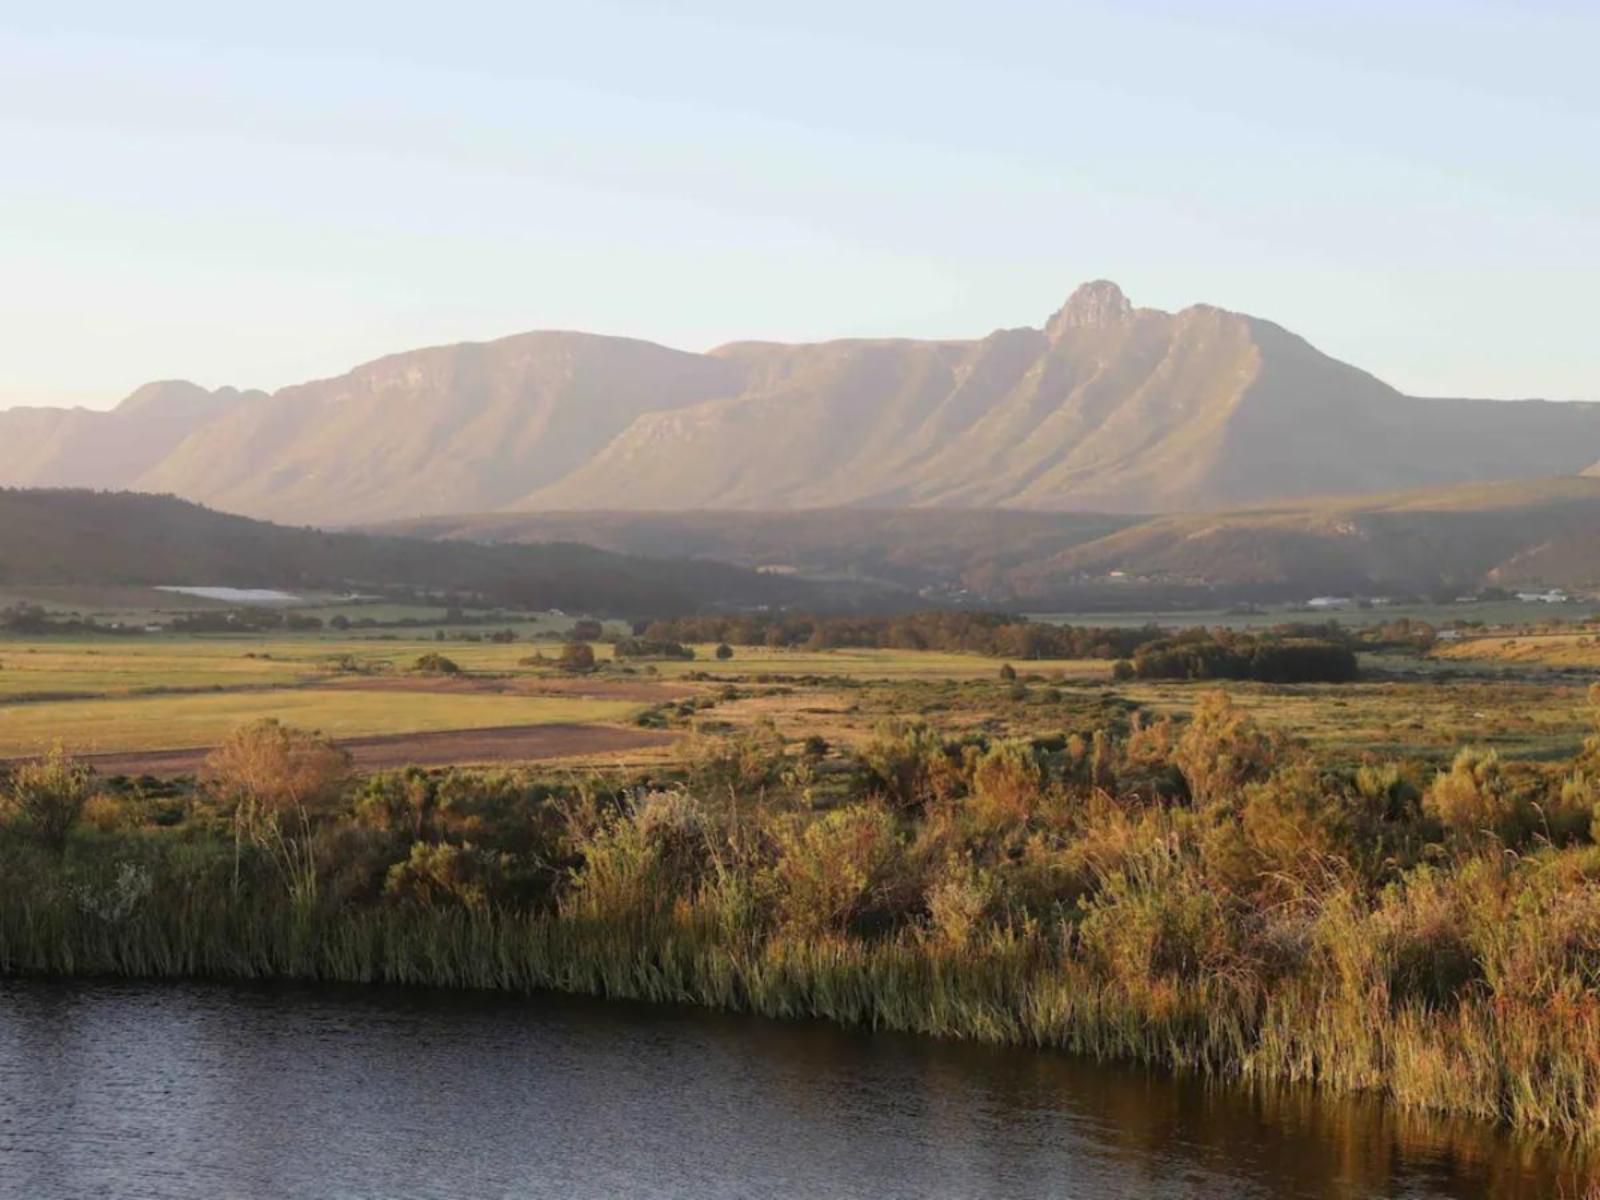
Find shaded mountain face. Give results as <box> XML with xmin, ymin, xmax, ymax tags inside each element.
<box><xmin>0</xmin><ymin>489</ymin><xmax>824</xmax><ymax>616</ymax></box>
<box><xmin>1007</xmin><ymin>477</ymin><xmax>1600</xmax><ymax>596</ymax></box>
<box><xmin>5</xmin><ymin>283</ymin><xmax>1598</xmax><ymax>522</ymax></box>
<box><xmin>372</xmin><ymin>477</ymin><xmax>1600</xmax><ymax>601</ymax></box>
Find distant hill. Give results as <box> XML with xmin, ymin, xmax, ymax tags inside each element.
<box><xmin>1010</xmin><ymin>477</ymin><xmax>1600</xmax><ymax>598</ymax></box>
<box><xmin>375</xmin><ymin>508</ymin><xmax>1141</xmax><ymax>595</ymax></box>
<box><xmin>4</xmin><ymin>282</ymin><xmax>1597</xmax><ymax>523</ymax></box>
<box><xmin>377</xmin><ymin>478</ymin><xmax>1600</xmax><ymax>603</ymax></box>
<box><xmin>0</xmin><ymin>490</ymin><xmax>825</xmax><ymax>617</ymax></box>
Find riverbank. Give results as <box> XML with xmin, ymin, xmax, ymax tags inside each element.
<box><xmin>4</xmin><ymin>692</ymin><xmax>1600</xmax><ymax>1143</ymax></box>
<box><xmin>9</xmin><ymin>977</ymin><xmax>1581</xmax><ymax>1200</ymax></box>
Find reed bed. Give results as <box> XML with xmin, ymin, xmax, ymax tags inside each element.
<box><xmin>4</xmin><ymin>693</ymin><xmax>1600</xmax><ymax>1141</ymax></box>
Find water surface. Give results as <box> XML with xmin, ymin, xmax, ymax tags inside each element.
<box><xmin>0</xmin><ymin>980</ymin><xmax>1586</xmax><ymax>1199</ymax></box>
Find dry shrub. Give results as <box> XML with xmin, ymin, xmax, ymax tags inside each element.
<box><xmin>770</xmin><ymin>804</ymin><xmax>908</xmax><ymax>936</ymax></box>
<box><xmin>384</xmin><ymin>842</ymin><xmax>507</xmax><ymax>911</ymax></box>
<box><xmin>1173</xmin><ymin>691</ymin><xmax>1282</xmax><ymax>808</ymax></box>
<box><xmin>203</xmin><ymin>719</ymin><xmax>352</xmax><ymax>903</ymax></box>
<box><xmin>688</xmin><ymin>722</ymin><xmax>786</xmax><ymax>795</ymax></box>
<box><xmin>1426</xmin><ymin>748</ymin><xmax>1516</xmax><ymax>842</ymax></box>
<box><xmin>1077</xmin><ymin>835</ymin><xmax>1239</xmax><ymax>989</ymax></box>
<box><xmin>967</xmin><ymin>739</ymin><xmax>1043</xmax><ymax>832</ymax></box>
<box><xmin>1231</xmin><ymin>762</ymin><xmax>1353</xmax><ymax>901</ymax></box>
<box><xmin>1424</xmin><ymin>748</ymin><xmax>1585</xmax><ymax>847</ymax></box>
<box><xmin>2</xmin><ymin>743</ymin><xmax>92</xmax><ymax>854</ymax></box>
<box><xmin>858</xmin><ymin>721</ymin><xmax>964</xmax><ymax>809</ymax></box>
<box><xmin>563</xmin><ymin>790</ymin><xmax>711</xmax><ymax>926</ymax></box>
<box><xmin>1372</xmin><ymin>864</ymin><xmax>1488</xmax><ymax>1011</ymax></box>
<box><xmin>80</xmin><ymin>792</ymin><xmax>134</xmax><ymax>834</ymax></box>
<box><xmin>923</xmin><ymin>860</ymin><xmax>998</xmax><ymax>950</ymax></box>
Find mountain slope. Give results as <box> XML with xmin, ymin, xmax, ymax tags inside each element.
<box><xmin>133</xmin><ymin>333</ymin><xmax>746</xmax><ymax>525</ymax></box>
<box><xmin>375</xmin><ymin>477</ymin><xmax>1600</xmax><ymax>601</ymax></box>
<box><xmin>370</xmin><ymin>508</ymin><xmax>1142</xmax><ymax>595</ymax></box>
<box><xmin>6</xmin><ymin>283</ymin><xmax>1599</xmax><ymax>522</ymax></box>
<box><xmin>0</xmin><ymin>383</ymin><xmax>247</xmax><ymax>489</ymax></box>
<box><xmin>522</xmin><ymin>286</ymin><xmax>1600</xmax><ymax>513</ymax></box>
<box><xmin>0</xmin><ymin>489</ymin><xmax>822</xmax><ymax>617</ymax></box>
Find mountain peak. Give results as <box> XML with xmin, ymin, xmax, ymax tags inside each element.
<box><xmin>115</xmin><ymin>380</ymin><xmax>211</xmax><ymax>416</ymax></box>
<box><xmin>1046</xmin><ymin>280</ymin><xmax>1133</xmax><ymax>338</ymax></box>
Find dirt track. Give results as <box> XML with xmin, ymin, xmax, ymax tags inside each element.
<box><xmin>76</xmin><ymin>723</ymin><xmax>675</xmax><ymax>778</ymax></box>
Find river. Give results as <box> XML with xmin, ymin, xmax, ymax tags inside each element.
<box><xmin>0</xmin><ymin>980</ymin><xmax>1587</xmax><ymax>1199</ymax></box>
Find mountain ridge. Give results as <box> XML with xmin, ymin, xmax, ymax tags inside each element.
<box><xmin>4</xmin><ymin>282</ymin><xmax>1597</xmax><ymax>523</ymax></box>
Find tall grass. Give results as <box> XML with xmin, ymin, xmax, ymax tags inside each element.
<box><xmin>7</xmin><ymin>691</ymin><xmax>1600</xmax><ymax>1141</ymax></box>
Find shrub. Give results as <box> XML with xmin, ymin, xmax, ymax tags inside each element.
<box><xmin>558</xmin><ymin>642</ymin><xmax>597</xmax><ymax>673</ymax></box>
<box><xmin>715</xmin><ymin>643</ymin><xmax>734</xmax><ymax>661</ymax></box>
<box><xmin>770</xmin><ymin>804</ymin><xmax>907</xmax><ymax>936</ymax></box>
<box><xmin>924</xmin><ymin>860</ymin><xmax>997</xmax><ymax>949</ymax></box>
<box><xmin>1172</xmin><ymin>692</ymin><xmax>1282</xmax><ymax>808</ymax></box>
<box><xmin>1425</xmin><ymin>748</ymin><xmax>1520</xmax><ymax>844</ymax></box>
<box><xmin>2</xmin><ymin>743</ymin><xmax>92</xmax><ymax>854</ymax></box>
<box><xmin>968</xmin><ymin>739</ymin><xmax>1043</xmax><ymax>832</ymax></box>
<box><xmin>384</xmin><ymin>842</ymin><xmax>506</xmax><ymax>911</ymax></box>
<box><xmin>858</xmin><ymin>721</ymin><xmax>963</xmax><ymax>809</ymax></box>
<box><xmin>203</xmin><ymin>720</ymin><xmax>352</xmax><ymax>903</ymax></box>
<box><xmin>688</xmin><ymin>723</ymin><xmax>787</xmax><ymax>794</ymax></box>
<box><xmin>412</xmin><ymin>652</ymin><xmax>462</xmax><ymax>675</ymax></box>
<box><xmin>1077</xmin><ymin>837</ymin><xmax>1237</xmax><ymax>988</ymax></box>
<box><xmin>563</xmin><ymin>791</ymin><xmax>710</xmax><ymax>926</ymax></box>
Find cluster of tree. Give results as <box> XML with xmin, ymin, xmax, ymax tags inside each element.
<box><xmin>0</xmin><ymin>605</ymin><xmax>143</xmax><ymax>636</ymax></box>
<box><xmin>1126</xmin><ymin>629</ymin><xmax>1359</xmax><ymax>683</ymax></box>
<box><xmin>612</xmin><ymin>638</ymin><xmax>694</xmax><ymax>661</ymax></box>
<box><xmin>169</xmin><ymin>609</ymin><xmax>326</xmax><ymax>633</ymax></box>
<box><xmin>642</xmin><ymin>612</ymin><xmax>1170</xmax><ymax>659</ymax></box>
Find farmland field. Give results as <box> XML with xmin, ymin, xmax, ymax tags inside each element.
<box><xmin>6</xmin><ymin>608</ymin><xmax>1600</xmax><ymax>1161</ymax></box>
<box><xmin>3</xmin><ymin>617</ymin><xmax>1597</xmax><ymax>773</ymax></box>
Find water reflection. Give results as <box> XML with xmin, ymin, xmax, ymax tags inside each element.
<box><xmin>0</xmin><ymin>980</ymin><xmax>1589</xmax><ymax>1199</ymax></box>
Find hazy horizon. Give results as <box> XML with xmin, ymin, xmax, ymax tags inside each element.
<box><xmin>3</xmin><ymin>1</ymin><xmax>1597</xmax><ymax>411</ymax></box>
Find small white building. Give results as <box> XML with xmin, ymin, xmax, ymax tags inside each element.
<box><xmin>1307</xmin><ymin>596</ymin><xmax>1353</xmax><ymax>610</ymax></box>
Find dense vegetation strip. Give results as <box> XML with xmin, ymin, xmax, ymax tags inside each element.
<box><xmin>6</xmin><ymin>691</ymin><xmax>1600</xmax><ymax>1138</ymax></box>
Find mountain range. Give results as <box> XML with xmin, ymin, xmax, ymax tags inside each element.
<box><xmin>4</xmin><ymin>282</ymin><xmax>1598</xmax><ymax>524</ymax></box>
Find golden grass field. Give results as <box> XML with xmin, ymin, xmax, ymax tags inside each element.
<box><xmin>1433</xmin><ymin>631</ymin><xmax>1600</xmax><ymax>669</ymax></box>
<box><xmin>1</xmin><ymin>629</ymin><xmax>1594</xmax><ymax>768</ymax></box>
<box><xmin>0</xmin><ymin>689</ymin><xmax>638</xmax><ymax>758</ymax></box>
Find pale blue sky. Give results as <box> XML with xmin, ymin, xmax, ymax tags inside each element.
<box><xmin>2</xmin><ymin>1</ymin><xmax>1595</xmax><ymax>409</ymax></box>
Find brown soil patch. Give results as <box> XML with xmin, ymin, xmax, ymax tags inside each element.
<box><xmin>323</xmin><ymin>674</ymin><xmax>695</xmax><ymax>702</ymax></box>
<box><xmin>77</xmin><ymin>724</ymin><xmax>676</xmax><ymax>778</ymax></box>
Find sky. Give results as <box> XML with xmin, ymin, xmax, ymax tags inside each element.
<box><xmin>1</xmin><ymin>1</ymin><xmax>1596</xmax><ymax>410</ymax></box>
